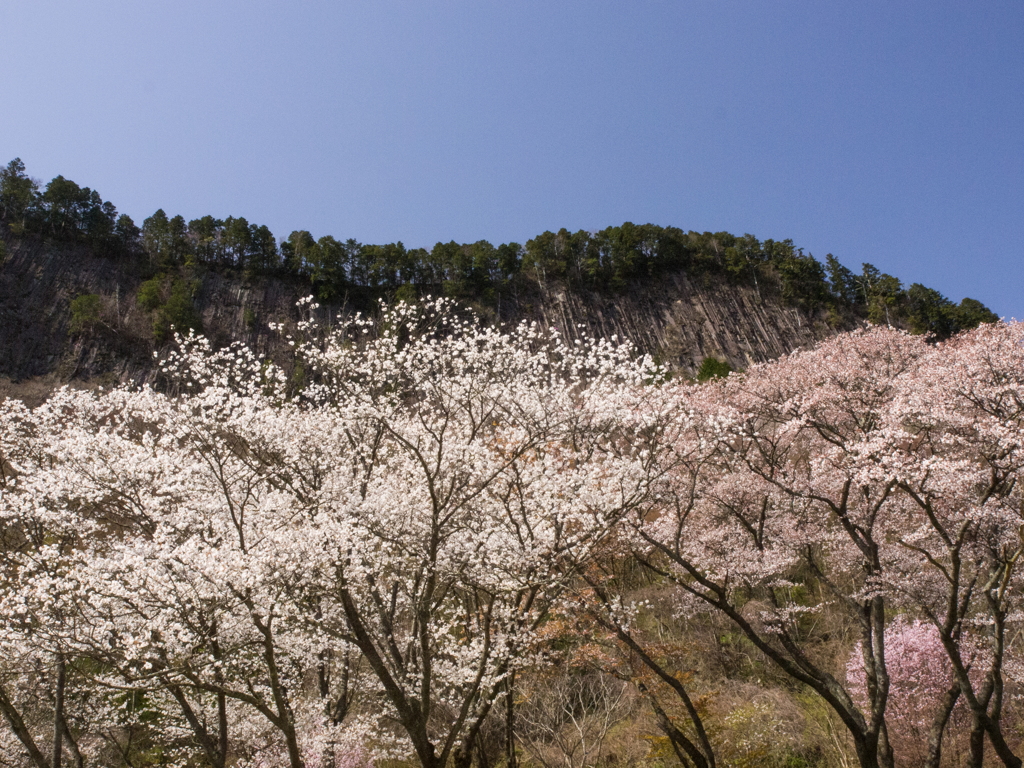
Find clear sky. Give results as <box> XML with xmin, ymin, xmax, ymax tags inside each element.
<box><xmin>2</xmin><ymin>1</ymin><xmax>1021</xmax><ymax>318</ymax></box>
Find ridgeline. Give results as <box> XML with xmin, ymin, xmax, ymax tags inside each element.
<box><xmin>0</xmin><ymin>157</ymin><xmax>997</xmax><ymax>403</ymax></box>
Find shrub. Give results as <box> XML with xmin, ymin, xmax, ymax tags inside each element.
<box><xmin>136</xmin><ymin>276</ymin><xmax>164</xmax><ymax>311</ymax></box>
<box><xmin>696</xmin><ymin>356</ymin><xmax>732</xmax><ymax>381</ymax></box>
<box><xmin>152</xmin><ymin>279</ymin><xmax>202</xmax><ymax>344</ymax></box>
<box><xmin>68</xmin><ymin>293</ymin><xmax>102</xmax><ymax>335</ymax></box>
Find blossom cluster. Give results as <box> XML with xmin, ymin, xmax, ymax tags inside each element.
<box><xmin>0</xmin><ymin>303</ymin><xmax>1021</xmax><ymax>768</ymax></box>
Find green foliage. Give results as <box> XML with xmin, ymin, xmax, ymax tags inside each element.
<box><xmin>248</xmin><ymin>222</ymin><xmax>279</xmax><ymax>272</ymax></box>
<box><xmin>394</xmin><ymin>283</ymin><xmax>418</xmax><ymax>304</ymax></box>
<box><xmin>777</xmin><ymin>249</ymin><xmax>830</xmax><ymax>314</ymax></box>
<box><xmin>310</xmin><ymin>235</ymin><xmax>352</xmax><ymax>300</ymax></box>
<box><xmin>825</xmin><ymin>253</ymin><xmax>857</xmax><ymax>304</ymax></box>
<box><xmin>114</xmin><ymin>213</ymin><xmax>141</xmax><ymax>255</ymax></box>
<box><xmin>281</xmin><ymin>229</ymin><xmax>317</xmax><ymax>275</ymax></box>
<box><xmin>186</xmin><ymin>214</ymin><xmax>223</xmax><ymax>263</ymax></box>
<box><xmin>2</xmin><ymin>155</ymin><xmax>1003</xmax><ymax>345</ymax></box>
<box><xmin>136</xmin><ymin>276</ymin><xmax>164</xmax><ymax>311</ymax></box>
<box><xmin>136</xmin><ymin>273</ymin><xmax>202</xmax><ymax>344</ymax></box>
<box><xmin>34</xmin><ymin>175</ymin><xmax>119</xmax><ymax>248</ymax></box>
<box><xmin>0</xmin><ymin>157</ymin><xmax>38</xmax><ymax>230</ymax></box>
<box><xmin>858</xmin><ymin>263</ymin><xmax>903</xmax><ymax>326</ymax></box>
<box><xmin>141</xmin><ymin>209</ymin><xmax>190</xmax><ymax>268</ymax></box>
<box><xmin>697</xmin><ymin>356</ymin><xmax>733</xmax><ymax>382</ymax></box>
<box><xmin>905</xmin><ymin>283</ymin><xmax>958</xmax><ymax>337</ymax></box>
<box><xmin>68</xmin><ymin>294</ymin><xmax>103</xmax><ymax>335</ymax></box>
<box><xmin>141</xmin><ymin>209</ymin><xmax>170</xmax><ymax>266</ymax></box>
<box><xmin>152</xmin><ymin>278</ymin><xmax>202</xmax><ymax>344</ymax></box>
<box><xmin>956</xmin><ymin>297</ymin><xmax>999</xmax><ymax>328</ymax></box>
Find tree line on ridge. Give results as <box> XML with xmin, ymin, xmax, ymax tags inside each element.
<box><xmin>0</xmin><ymin>157</ymin><xmax>997</xmax><ymax>340</ymax></box>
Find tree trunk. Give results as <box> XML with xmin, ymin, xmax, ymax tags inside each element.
<box><xmin>0</xmin><ymin>682</ymin><xmax>50</xmax><ymax>768</ymax></box>
<box><xmin>925</xmin><ymin>681</ymin><xmax>959</xmax><ymax>768</ymax></box>
<box><xmin>168</xmin><ymin>684</ymin><xmax>227</xmax><ymax>768</ymax></box>
<box><xmin>852</xmin><ymin>735</ymin><xmax>883</xmax><ymax>768</ymax></box>
<box><xmin>969</xmin><ymin>721</ymin><xmax>985</xmax><ymax>768</ymax></box>
<box><xmin>877</xmin><ymin>720</ymin><xmax>894</xmax><ymax>768</ymax></box>
<box><xmin>637</xmin><ymin>682</ymin><xmax>711</xmax><ymax>768</ymax></box>
<box><xmin>59</xmin><ymin>712</ymin><xmax>83</xmax><ymax>768</ymax></box>
<box><xmin>212</xmin><ymin>627</ymin><xmax>229</xmax><ymax>768</ymax></box>
<box><xmin>217</xmin><ymin>691</ymin><xmax>228</xmax><ymax>768</ymax></box>
<box><xmin>984</xmin><ymin>715</ymin><xmax>1023</xmax><ymax>768</ymax></box>
<box><xmin>505</xmin><ymin>672</ymin><xmax>517</xmax><ymax>768</ymax></box>
<box><xmin>52</xmin><ymin>653</ymin><xmax>65</xmax><ymax>768</ymax></box>
<box><xmin>477</xmin><ymin>730</ymin><xmax>491</xmax><ymax>768</ymax></box>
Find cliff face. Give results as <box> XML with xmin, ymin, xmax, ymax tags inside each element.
<box><xmin>527</xmin><ymin>273</ymin><xmax>832</xmax><ymax>372</ymax></box>
<box><xmin>0</xmin><ymin>234</ymin><xmax>317</xmax><ymax>402</ymax></box>
<box><xmin>0</xmin><ymin>232</ymin><xmax>837</xmax><ymax>403</ymax></box>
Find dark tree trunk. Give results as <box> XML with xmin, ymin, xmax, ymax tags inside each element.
<box><xmin>641</xmin><ymin>685</ymin><xmax>710</xmax><ymax>768</ymax></box>
<box><xmin>925</xmin><ymin>681</ymin><xmax>959</xmax><ymax>768</ymax></box>
<box><xmin>970</xmin><ymin>721</ymin><xmax>985</xmax><ymax>768</ymax></box>
<box><xmin>52</xmin><ymin>653</ymin><xmax>65</xmax><ymax>768</ymax></box>
<box><xmin>505</xmin><ymin>672</ymin><xmax>517</xmax><ymax>768</ymax></box>
<box><xmin>477</xmin><ymin>729</ymin><xmax>491</xmax><ymax>768</ymax></box>
<box><xmin>852</xmin><ymin>734</ymin><xmax>883</xmax><ymax>768</ymax></box>
<box><xmin>985</xmin><ymin>715</ymin><xmax>1023</xmax><ymax>768</ymax></box>
<box><xmin>0</xmin><ymin>682</ymin><xmax>50</xmax><ymax>768</ymax></box>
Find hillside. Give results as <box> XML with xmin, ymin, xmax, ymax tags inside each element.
<box><xmin>0</xmin><ymin>158</ymin><xmax>1019</xmax><ymax>768</ymax></box>
<box><xmin>0</xmin><ymin>228</ymin><xmax>837</xmax><ymax>401</ymax></box>
<box><xmin>0</xmin><ymin>156</ymin><xmax>999</xmax><ymax>403</ymax></box>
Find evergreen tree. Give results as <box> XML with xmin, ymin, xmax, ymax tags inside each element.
<box><xmin>905</xmin><ymin>283</ymin><xmax>957</xmax><ymax>338</ymax></box>
<box><xmin>187</xmin><ymin>215</ymin><xmax>224</xmax><ymax>264</ymax></box>
<box><xmin>248</xmin><ymin>223</ymin><xmax>279</xmax><ymax>273</ymax></box>
<box><xmin>280</xmin><ymin>229</ymin><xmax>317</xmax><ymax>276</ymax></box>
<box><xmin>40</xmin><ymin>175</ymin><xmax>91</xmax><ymax>239</ymax></box>
<box><xmin>0</xmin><ymin>158</ymin><xmax>38</xmax><ymax>231</ymax></box>
<box><xmin>858</xmin><ymin>263</ymin><xmax>904</xmax><ymax>326</ymax></box>
<box><xmin>955</xmin><ymin>297</ymin><xmax>999</xmax><ymax>329</ymax></box>
<box><xmin>142</xmin><ymin>209</ymin><xmax>172</xmax><ymax>267</ymax></box>
<box><xmin>114</xmin><ymin>214</ymin><xmax>142</xmax><ymax>256</ymax></box>
<box><xmin>221</xmin><ymin>216</ymin><xmax>254</xmax><ymax>268</ymax></box>
<box><xmin>826</xmin><ymin>253</ymin><xmax>858</xmax><ymax>304</ymax></box>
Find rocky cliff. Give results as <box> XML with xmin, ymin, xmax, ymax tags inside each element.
<box><xmin>0</xmin><ymin>231</ymin><xmax>837</xmax><ymax>404</ymax></box>
<box><xmin>528</xmin><ymin>274</ymin><xmax>832</xmax><ymax>372</ymax></box>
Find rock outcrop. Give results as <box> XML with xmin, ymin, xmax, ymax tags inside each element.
<box><xmin>0</xmin><ymin>231</ymin><xmax>839</xmax><ymax>404</ymax></box>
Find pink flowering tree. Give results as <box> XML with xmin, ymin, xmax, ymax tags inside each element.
<box><xmin>847</xmin><ymin>616</ymin><xmax>963</xmax><ymax>766</ymax></box>
<box><xmin>878</xmin><ymin>321</ymin><xmax>1024</xmax><ymax>768</ymax></box>
<box><xmin>2</xmin><ymin>298</ymin><xmax>1019</xmax><ymax>768</ymax></box>
<box><xmin>621</xmin><ymin>323</ymin><xmax>1023</xmax><ymax>768</ymax></box>
<box><xmin>625</xmin><ymin>328</ymin><xmax>936</xmax><ymax>768</ymax></box>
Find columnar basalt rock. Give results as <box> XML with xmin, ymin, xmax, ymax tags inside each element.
<box><xmin>0</xmin><ymin>231</ymin><xmax>833</xmax><ymax>402</ymax></box>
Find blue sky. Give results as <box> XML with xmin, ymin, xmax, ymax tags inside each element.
<box><xmin>2</xmin><ymin>1</ymin><xmax>1021</xmax><ymax>317</ymax></box>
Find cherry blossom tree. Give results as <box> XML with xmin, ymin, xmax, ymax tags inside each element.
<box><xmin>847</xmin><ymin>616</ymin><xmax>963</xmax><ymax>767</ymax></box>
<box><xmin>0</xmin><ymin>299</ymin><xmax>664</xmax><ymax>768</ymax></box>
<box><xmin>878</xmin><ymin>321</ymin><xmax>1024</xmax><ymax>768</ymax></box>
<box><xmin>266</xmin><ymin>300</ymin><xmax>663</xmax><ymax>768</ymax></box>
<box><xmin>624</xmin><ymin>328</ymin><xmax>936</xmax><ymax>768</ymax></box>
<box><xmin>620</xmin><ymin>324</ymin><xmax>1022</xmax><ymax>768</ymax></box>
<box><xmin>2</xmin><ymin>299</ymin><xmax>1020</xmax><ymax>768</ymax></box>
<box><xmin>0</xmin><ymin>392</ymin><xmax>122</xmax><ymax>768</ymax></box>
